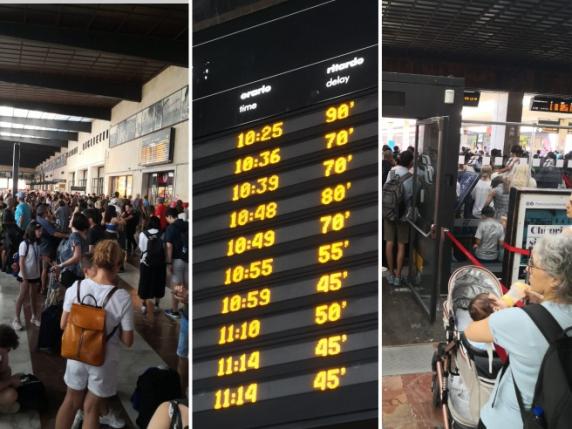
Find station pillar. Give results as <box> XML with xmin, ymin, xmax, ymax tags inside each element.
<box><xmin>503</xmin><ymin>91</ymin><xmax>524</xmax><ymax>155</ymax></box>
<box><xmin>12</xmin><ymin>142</ymin><xmax>20</xmax><ymax>196</ymax></box>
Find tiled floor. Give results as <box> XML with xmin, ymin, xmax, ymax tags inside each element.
<box><xmin>1</xmin><ymin>259</ymin><xmax>182</xmax><ymax>429</ymax></box>
<box><xmin>382</xmin><ymin>276</ymin><xmax>445</xmax><ymax>429</ymax></box>
<box><xmin>382</xmin><ymin>373</ymin><xmax>443</xmax><ymax>429</ymax></box>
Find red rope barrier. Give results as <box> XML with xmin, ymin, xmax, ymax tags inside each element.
<box><xmin>444</xmin><ymin>229</ymin><xmax>508</xmax><ymax>293</ymax></box>
<box><xmin>444</xmin><ymin>230</ymin><xmax>483</xmax><ymax>267</ymax></box>
<box><xmin>503</xmin><ymin>242</ymin><xmax>530</xmax><ymax>256</ymax></box>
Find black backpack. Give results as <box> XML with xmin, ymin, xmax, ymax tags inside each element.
<box><xmin>178</xmin><ymin>221</ymin><xmax>188</xmax><ymax>263</ymax></box>
<box><xmin>131</xmin><ymin>367</ymin><xmax>182</xmax><ymax>429</ymax></box>
<box><xmin>143</xmin><ymin>230</ymin><xmax>165</xmax><ymax>267</ymax></box>
<box><xmin>17</xmin><ymin>374</ymin><xmax>47</xmax><ymax>412</ymax></box>
<box><xmin>513</xmin><ymin>304</ymin><xmax>572</xmax><ymax>428</ymax></box>
<box><xmin>382</xmin><ymin>171</ymin><xmax>412</xmax><ymax>221</ymax></box>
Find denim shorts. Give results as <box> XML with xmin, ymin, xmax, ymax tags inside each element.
<box><xmin>177</xmin><ymin>314</ymin><xmax>188</xmax><ymax>359</ymax></box>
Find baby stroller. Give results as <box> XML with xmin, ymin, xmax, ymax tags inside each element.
<box><xmin>431</xmin><ymin>266</ymin><xmax>505</xmax><ymax>429</ymax></box>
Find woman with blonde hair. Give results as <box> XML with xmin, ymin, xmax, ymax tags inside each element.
<box><xmin>510</xmin><ymin>164</ymin><xmax>537</xmax><ymax>188</ymax></box>
<box><xmin>55</xmin><ymin>239</ymin><xmax>133</xmax><ymax>429</ymax></box>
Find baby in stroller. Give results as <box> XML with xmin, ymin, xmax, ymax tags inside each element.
<box><xmin>468</xmin><ymin>293</ymin><xmax>505</xmax><ymax>321</ymax></box>
<box><xmin>433</xmin><ymin>266</ymin><xmax>506</xmax><ymax>429</ymax></box>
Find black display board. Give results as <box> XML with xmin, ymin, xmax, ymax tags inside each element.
<box><xmin>193</xmin><ymin>1</ymin><xmax>378</xmax><ymax>427</ymax></box>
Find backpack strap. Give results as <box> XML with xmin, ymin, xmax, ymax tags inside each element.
<box><xmin>511</xmin><ymin>304</ymin><xmax>565</xmax><ymax>422</ymax></box>
<box><xmin>76</xmin><ymin>279</ymin><xmax>82</xmax><ymax>302</ymax></box>
<box><xmin>101</xmin><ymin>287</ymin><xmax>119</xmax><ymax>308</ymax></box>
<box><xmin>169</xmin><ymin>400</ymin><xmax>183</xmax><ymax>429</ymax></box>
<box><xmin>101</xmin><ymin>287</ymin><xmax>120</xmax><ymax>342</ymax></box>
<box><xmin>512</xmin><ymin>372</ymin><xmax>528</xmax><ymax>422</ymax></box>
<box><xmin>523</xmin><ymin>304</ymin><xmax>564</xmax><ymax>344</ymax></box>
<box><xmin>398</xmin><ymin>172</ymin><xmax>413</xmax><ymax>183</ymax></box>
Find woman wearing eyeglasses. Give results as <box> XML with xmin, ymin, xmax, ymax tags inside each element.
<box><xmin>465</xmin><ymin>234</ymin><xmax>572</xmax><ymax>428</ymax></box>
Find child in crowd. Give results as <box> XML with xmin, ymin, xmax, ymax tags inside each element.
<box><xmin>471</xmin><ymin>165</ymin><xmax>492</xmax><ymax>218</ymax></box>
<box><xmin>0</xmin><ymin>324</ymin><xmax>21</xmax><ymax>414</ymax></box>
<box><xmin>473</xmin><ymin>206</ymin><xmax>505</xmax><ymax>262</ymax></box>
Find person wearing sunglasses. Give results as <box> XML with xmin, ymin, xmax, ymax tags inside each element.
<box><xmin>465</xmin><ymin>234</ymin><xmax>572</xmax><ymax>429</ymax></box>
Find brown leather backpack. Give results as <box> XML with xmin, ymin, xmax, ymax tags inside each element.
<box><xmin>61</xmin><ymin>281</ymin><xmax>119</xmax><ymax>366</ymax></box>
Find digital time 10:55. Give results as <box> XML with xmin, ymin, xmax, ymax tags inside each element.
<box><xmin>224</xmin><ymin>258</ymin><xmax>273</xmax><ymax>285</ymax></box>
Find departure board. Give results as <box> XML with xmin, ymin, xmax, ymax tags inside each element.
<box><xmin>193</xmin><ymin>1</ymin><xmax>378</xmax><ymax>428</ymax></box>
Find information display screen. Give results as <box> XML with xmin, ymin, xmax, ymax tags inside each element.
<box><xmin>193</xmin><ymin>1</ymin><xmax>378</xmax><ymax>427</ymax></box>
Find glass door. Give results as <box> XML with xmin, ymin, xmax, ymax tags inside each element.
<box><xmin>407</xmin><ymin>117</ymin><xmax>445</xmax><ymax>320</ymax></box>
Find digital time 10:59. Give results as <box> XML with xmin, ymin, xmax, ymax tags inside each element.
<box><xmin>221</xmin><ymin>288</ymin><xmax>271</xmax><ymax>314</ymax></box>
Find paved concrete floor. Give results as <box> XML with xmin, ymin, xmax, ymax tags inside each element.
<box><xmin>0</xmin><ymin>258</ymin><xmax>182</xmax><ymax>429</ymax></box>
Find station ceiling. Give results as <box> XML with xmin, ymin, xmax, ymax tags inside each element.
<box><xmin>193</xmin><ymin>0</ymin><xmax>287</xmax><ymax>31</ymax></box>
<box><xmin>382</xmin><ymin>0</ymin><xmax>572</xmax><ymax>95</ymax></box>
<box><xmin>0</xmin><ymin>4</ymin><xmax>188</xmax><ymax>168</ymax></box>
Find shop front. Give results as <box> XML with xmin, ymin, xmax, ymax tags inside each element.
<box><xmin>110</xmin><ymin>175</ymin><xmax>133</xmax><ymax>198</ymax></box>
<box><xmin>145</xmin><ymin>171</ymin><xmax>174</xmax><ymax>204</ymax></box>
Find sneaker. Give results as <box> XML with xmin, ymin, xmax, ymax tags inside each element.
<box><xmin>164</xmin><ymin>309</ymin><xmax>180</xmax><ymax>320</ymax></box>
<box><xmin>141</xmin><ymin>305</ymin><xmax>147</xmax><ymax>314</ymax></box>
<box><xmin>393</xmin><ymin>276</ymin><xmax>402</xmax><ymax>287</ymax></box>
<box><xmin>71</xmin><ymin>410</ymin><xmax>83</xmax><ymax>429</ymax></box>
<box><xmin>387</xmin><ymin>273</ymin><xmax>396</xmax><ymax>285</ymax></box>
<box><xmin>11</xmin><ymin>319</ymin><xmax>23</xmax><ymax>331</ymax></box>
<box><xmin>153</xmin><ymin>302</ymin><xmax>161</xmax><ymax>313</ymax></box>
<box><xmin>99</xmin><ymin>409</ymin><xmax>125</xmax><ymax>429</ymax></box>
<box><xmin>30</xmin><ymin>316</ymin><xmax>41</xmax><ymax>328</ymax></box>
<box><xmin>0</xmin><ymin>401</ymin><xmax>20</xmax><ymax>414</ymax></box>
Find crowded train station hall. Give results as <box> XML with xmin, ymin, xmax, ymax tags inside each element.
<box><xmin>1</xmin><ymin>1</ymin><xmax>572</xmax><ymax>428</ymax></box>
<box><xmin>0</xmin><ymin>4</ymin><xmax>189</xmax><ymax>428</ymax></box>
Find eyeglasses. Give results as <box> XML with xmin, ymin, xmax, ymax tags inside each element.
<box><xmin>527</xmin><ymin>257</ymin><xmax>546</xmax><ymax>273</ymax></box>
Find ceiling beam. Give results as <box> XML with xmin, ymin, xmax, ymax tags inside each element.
<box><xmin>0</xmin><ymin>136</ymin><xmax>66</xmax><ymax>147</ymax></box>
<box><xmin>0</xmin><ymin>116</ymin><xmax>91</xmax><ymax>132</ymax></box>
<box><xmin>0</xmin><ymin>126</ymin><xmax>77</xmax><ymax>142</ymax></box>
<box><xmin>0</xmin><ymin>22</ymin><xmax>188</xmax><ymax>67</ymax></box>
<box><xmin>0</xmin><ymin>70</ymin><xmax>141</xmax><ymax>102</ymax></box>
<box><xmin>0</xmin><ymin>100</ymin><xmax>111</xmax><ymax>120</ymax></box>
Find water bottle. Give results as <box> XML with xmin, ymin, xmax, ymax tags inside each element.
<box><xmin>532</xmin><ymin>406</ymin><xmax>546</xmax><ymax>428</ymax></box>
<box><xmin>500</xmin><ymin>281</ymin><xmax>530</xmax><ymax>307</ymax></box>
